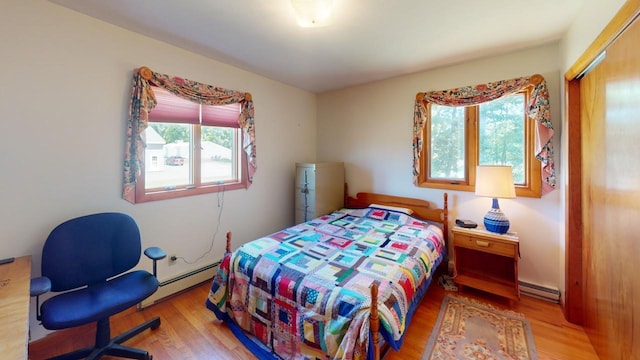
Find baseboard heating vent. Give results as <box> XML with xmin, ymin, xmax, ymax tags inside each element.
<box><xmin>140</xmin><ymin>260</ymin><xmax>221</xmax><ymax>308</ymax></box>
<box><xmin>519</xmin><ymin>281</ymin><xmax>560</xmax><ymax>303</ymax></box>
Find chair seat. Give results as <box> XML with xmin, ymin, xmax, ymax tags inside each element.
<box><xmin>41</xmin><ymin>270</ymin><xmax>159</xmax><ymax>330</ymax></box>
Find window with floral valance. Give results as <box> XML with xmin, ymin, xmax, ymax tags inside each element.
<box><xmin>413</xmin><ymin>74</ymin><xmax>555</xmax><ymax>197</ymax></box>
<box><xmin>123</xmin><ymin>66</ymin><xmax>256</xmax><ymax>203</ymax></box>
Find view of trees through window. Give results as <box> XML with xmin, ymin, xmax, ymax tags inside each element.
<box><xmin>430</xmin><ymin>105</ymin><xmax>466</xmax><ymax>180</ymax></box>
<box><xmin>150</xmin><ymin>123</ymin><xmax>233</xmax><ymax>149</ymax></box>
<box><xmin>429</xmin><ymin>93</ymin><xmax>526</xmax><ymax>184</ymax></box>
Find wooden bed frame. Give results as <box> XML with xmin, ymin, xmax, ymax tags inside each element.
<box><xmin>223</xmin><ymin>188</ymin><xmax>449</xmax><ymax>360</ymax></box>
<box><xmin>345</xmin><ymin>188</ymin><xmax>449</xmax><ymax>359</ymax></box>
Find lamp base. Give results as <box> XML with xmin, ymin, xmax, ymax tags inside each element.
<box><xmin>483</xmin><ymin>198</ymin><xmax>510</xmax><ymax>234</ymax></box>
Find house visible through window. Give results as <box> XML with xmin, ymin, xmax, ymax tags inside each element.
<box><xmin>123</xmin><ymin>66</ymin><xmax>256</xmax><ymax>204</ymax></box>
<box><xmin>140</xmin><ymin>86</ymin><xmax>245</xmax><ymax>201</ymax></box>
<box><xmin>421</xmin><ymin>90</ymin><xmax>541</xmax><ymax>197</ymax></box>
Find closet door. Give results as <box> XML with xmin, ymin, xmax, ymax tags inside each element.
<box><xmin>578</xmin><ymin>14</ymin><xmax>640</xmax><ymax>359</ymax></box>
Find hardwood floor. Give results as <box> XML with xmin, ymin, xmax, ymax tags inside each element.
<box><xmin>28</xmin><ymin>280</ymin><xmax>599</xmax><ymax>359</ymax></box>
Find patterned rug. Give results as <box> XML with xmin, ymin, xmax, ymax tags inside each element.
<box><xmin>422</xmin><ymin>295</ymin><xmax>537</xmax><ymax>360</ymax></box>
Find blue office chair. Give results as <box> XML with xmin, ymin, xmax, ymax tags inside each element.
<box><xmin>32</xmin><ymin>212</ymin><xmax>166</xmax><ymax>360</ymax></box>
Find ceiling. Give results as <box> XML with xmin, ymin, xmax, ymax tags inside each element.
<box><xmin>50</xmin><ymin>0</ymin><xmax>586</xmax><ymax>93</ymax></box>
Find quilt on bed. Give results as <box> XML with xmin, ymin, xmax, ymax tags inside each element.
<box><xmin>206</xmin><ymin>207</ymin><xmax>445</xmax><ymax>360</ymax></box>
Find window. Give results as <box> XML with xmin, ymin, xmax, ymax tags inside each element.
<box><xmin>419</xmin><ymin>89</ymin><xmax>541</xmax><ymax>197</ymax></box>
<box><xmin>123</xmin><ymin>66</ymin><xmax>256</xmax><ymax>204</ymax></box>
<box><xmin>137</xmin><ymin>86</ymin><xmax>247</xmax><ymax>202</ymax></box>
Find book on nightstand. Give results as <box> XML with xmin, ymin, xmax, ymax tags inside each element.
<box><xmin>455</xmin><ymin>219</ymin><xmax>478</xmax><ymax>228</ymax></box>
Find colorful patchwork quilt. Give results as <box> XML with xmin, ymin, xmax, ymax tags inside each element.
<box><xmin>206</xmin><ymin>207</ymin><xmax>446</xmax><ymax>360</ymax></box>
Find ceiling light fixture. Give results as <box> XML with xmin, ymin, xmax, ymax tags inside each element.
<box><xmin>290</xmin><ymin>0</ymin><xmax>334</xmax><ymax>27</ymax></box>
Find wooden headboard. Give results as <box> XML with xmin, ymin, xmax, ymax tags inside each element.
<box><xmin>344</xmin><ymin>184</ymin><xmax>449</xmax><ymax>242</ymax></box>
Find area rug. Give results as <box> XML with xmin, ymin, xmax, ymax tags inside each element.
<box><xmin>422</xmin><ymin>295</ymin><xmax>537</xmax><ymax>360</ymax></box>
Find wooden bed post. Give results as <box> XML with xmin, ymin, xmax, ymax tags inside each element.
<box><xmin>370</xmin><ymin>283</ymin><xmax>380</xmax><ymax>360</ymax></box>
<box><xmin>443</xmin><ymin>192</ymin><xmax>449</xmax><ymax>239</ymax></box>
<box><xmin>226</xmin><ymin>231</ymin><xmax>232</xmax><ymax>253</ymax></box>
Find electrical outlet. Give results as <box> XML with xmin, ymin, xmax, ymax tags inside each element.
<box><xmin>168</xmin><ymin>254</ymin><xmax>177</xmax><ymax>265</ymax></box>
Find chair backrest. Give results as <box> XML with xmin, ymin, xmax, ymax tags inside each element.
<box><xmin>42</xmin><ymin>212</ymin><xmax>142</xmax><ymax>292</ymax></box>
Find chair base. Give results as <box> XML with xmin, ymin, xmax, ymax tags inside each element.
<box><xmin>47</xmin><ymin>316</ymin><xmax>161</xmax><ymax>360</ymax></box>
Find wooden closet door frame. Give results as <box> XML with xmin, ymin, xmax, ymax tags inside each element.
<box><xmin>563</xmin><ymin>0</ymin><xmax>640</xmax><ymax>324</ymax></box>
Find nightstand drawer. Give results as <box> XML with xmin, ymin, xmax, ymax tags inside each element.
<box><xmin>454</xmin><ymin>234</ymin><xmax>516</xmax><ymax>257</ymax></box>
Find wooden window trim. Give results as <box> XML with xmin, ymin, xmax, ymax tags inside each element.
<box><xmin>417</xmin><ymin>89</ymin><xmax>542</xmax><ymax>198</ymax></box>
<box><xmin>134</xmin><ymin>125</ymin><xmax>248</xmax><ymax>203</ymax></box>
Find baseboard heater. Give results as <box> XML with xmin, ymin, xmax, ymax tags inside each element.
<box><xmin>144</xmin><ymin>268</ymin><xmax>562</xmax><ymax>304</ymax></box>
<box><xmin>519</xmin><ymin>281</ymin><xmax>560</xmax><ymax>303</ymax></box>
<box><xmin>139</xmin><ymin>260</ymin><xmax>221</xmax><ymax>308</ymax></box>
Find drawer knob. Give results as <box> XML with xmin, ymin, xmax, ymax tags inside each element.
<box><xmin>476</xmin><ymin>240</ymin><xmax>490</xmax><ymax>247</ymax></box>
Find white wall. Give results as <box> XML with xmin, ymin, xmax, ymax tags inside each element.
<box><xmin>315</xmin><ymin>0</ymin><xmax>630</xmax><ymax>301</ymax></box>
<box><xmin>0</xmin><ymin>1</ymin><xmax>316</xmax><ymax>340</ymax></box>
<box><xmin>560</xmin><ymin>0</ymin><xmax>628</xmax><ymax>72</ymax></box>
<box><xmin>317</xmin><ymin>43</ymin><xmax>564</xmax><ymax>291</ymax></box>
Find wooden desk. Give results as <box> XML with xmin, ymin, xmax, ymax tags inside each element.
<box><xmin>0</xmin><ymin>256</ymin><xmax>31</xmax><ymax>359</ymax></box>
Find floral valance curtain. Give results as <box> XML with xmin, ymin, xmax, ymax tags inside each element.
<box><xmin>413</xmin><ymin>74</ymin><xmax>555</xmax><ymax>195</ymax></box>
<box><xmin>123</xmin><ymin>66</ymin><xmax>256</xmax><ymax>203</ymax></box>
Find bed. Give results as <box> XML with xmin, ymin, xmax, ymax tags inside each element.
<box><xmin>206</xmin><ymin>190</ymin><xmax>449</xmax><ymax>360</ymax></box>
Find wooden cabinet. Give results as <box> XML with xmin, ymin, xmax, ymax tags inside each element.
<box><xmin>452</xmin><ymin>226</ymin><xmax>520</xmax><ymax>300</ymax></box>
<box><xmin>295</xmin><ymin>162</ymin><xmax>344</xmax><ymax>224</ymax></box>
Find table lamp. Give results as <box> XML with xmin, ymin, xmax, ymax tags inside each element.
<box><xmin>475</xmin><ymin>165</ymin><xmax>516</xmax><ymax>234</ymax></box>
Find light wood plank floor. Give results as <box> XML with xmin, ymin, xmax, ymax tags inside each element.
<box><xmin>28</xmin><ymin>280</ymin><xmax>599</xmax><ymax>359</ymax></box>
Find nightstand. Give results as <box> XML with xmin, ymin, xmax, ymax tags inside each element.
<box><xmin>452</xmin><ymin>226</ymin><xmax>520</xmax><ymax>300</ymax></box>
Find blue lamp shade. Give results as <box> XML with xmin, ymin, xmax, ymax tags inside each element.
<box><xmin>475</xmin><ymin>166</ymin><xmax>516</xmax><ymax>234</ymax></box>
